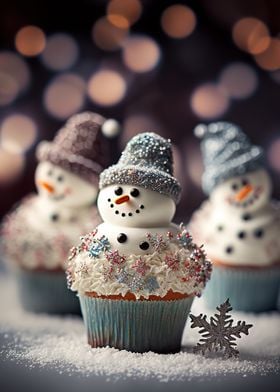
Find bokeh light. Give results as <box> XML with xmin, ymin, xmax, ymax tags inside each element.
<box><xmin>185</xmin><ymin>143</ymin><xmax>204</xmax><ymax>188</ymax></box>
<box><xmin>92</xmin><ymin>17</ymin><xmax>128</xmax><ymax>51</ymax></box>
<box><xmin>219</xmin><ymin>62</ymin><xmax>258</xmax><ymax>99</ymax></box>
<box><xmin>232</xmin><ymin>17</ymin><xmax>270</xmax><ymax>55</ymax></box>
<box><xmin>0</xmin><ymin>114</ymin><xmax>37</xmax><ymax>154</ymax></box>
<box><xmin>161</xmin><ymin>4</ymin><xmax>196</xmax><ymax>39</ymax></box>
<box><xmin>190</xmin><ymin>83</ymin><xmax>229</xmax><ymax>119</ymax></box>
<box><xmin>41</xmin><ymin>33</ymin><xmax>79</xmax><ymax>71</ymax></box>
<box><xmin>44</xmin><ymin>73</ymin><xmax>86</xmax><ymax>119</ymax></box>
<box><xmin>0</xmin><ymin>52</ymin><xmax>30</xmax><ymax>106</ymax></box>
<box><xmin>268</xmin><ymin>138</ymin><xmax>280</xmax><ymax>172</ymax></box>
<box><xmin>88</xmin><ymin>70</ymin><xmax>127</xmax><ymax>106</ymax></box>
<box><xmin>270</xmin><ymin>70</ymin><xmax>280</xmax><ymax>84</ymax></box>
<box><xmin>122</xmin><ymin>35</ymin><xmax>161</xmax><ymax>73</ymax></box>
<box><xmin>121</xmin><ymin>114</ymin><xmax>161</xmax><ymax>147</ymax></box>
<box><xmin>0</xmin><ymin>148</ymin><xmax>25</xmax><ymax>185</ymax></box>
<box><xmin>107</xmin><ymin>0</ymin><xmax>142</xmax><ymax>28</ymax></box>
<box><xmin>254</xmin><ymin>38</ymin><xmax>280</xmax><ymax>71</ymax></box>
<box><xmin>15</xmin><ymin>25</ymin><xmax>46</xmax><ymax>57</ymax></box>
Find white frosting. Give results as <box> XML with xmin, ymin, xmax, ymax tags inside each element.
<box><xmin>35</xmin><ymin>162</ymin><xmax>98</xmax><ymax>208</ymax></box>
<box><xmin>68</xmin><ymin>172</ymin><xmax>212</xmax><ymax>298</ymax></box>
<box><xmin>67</xmin><ymin>227</ymin><xmax>211</xmax><ymax>299</ymax></box>
<box><xmin>1</xmin><ymin>195</ymin><xmax>101</xmax><ymax>270</ymax></box>
<box><xmin>189</xmin><ymin>169</ymin><xmax>280</xmax><ymax>267</ymax></box>
<box><xmin>97</xmin><ymin>185</ymin><xmax>176</xmax><ymax>228</ymax></box>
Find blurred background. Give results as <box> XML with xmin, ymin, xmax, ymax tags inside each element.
<box><xmin>0</xmin><ymin>0</ymin><xmax>280</xmax><ymax>221</ymax></box>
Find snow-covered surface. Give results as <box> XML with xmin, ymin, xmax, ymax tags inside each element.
<box><xmin>0</xmin><ymin>274</ymin><xmax>279</xmax><ymax>382</ymax></box>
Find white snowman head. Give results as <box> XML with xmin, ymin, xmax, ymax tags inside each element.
<box><xmin>98</xmin><ymin>132</ymin><xmax>182</xmax><ymax>228</ymax></box>
<box><xmin>97</xmin><ymin>184</ymin><xmax>176</xmax><ymax>228</ymax></box>
<box><xmin>210</xmin><ymin>168</ymin><xmax>272</xmax><ymax>212</ymax></box>
<box><xmin>35</xmin><ymin>161</ymin><xmax>98</xmax><ymax>208</ymax></box>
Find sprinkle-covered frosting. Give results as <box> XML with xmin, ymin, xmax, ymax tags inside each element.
<box><xmin>1</xmin><ymin>195</ymin><xmax>100</xmax><ymax>270</ymax></box>
<box><xmin>67</xmin><ymin>226</ymin><xmax>212</xmax><ymax>299</ymax></box>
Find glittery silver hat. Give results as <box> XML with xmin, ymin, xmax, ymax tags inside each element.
<box><xmin>99</xmin><ymin>132</ymin><xmax>182</xmax><ymax>203</ymax></box>
<box><xmin>194</xmin><ymin>122</ymin><xmax>264</xmax><ymax>194</ymax></box>
<box><xmin>36</xmin><ymin>112</ymin><xmax>111</xmax><ymax>185</ymax></box>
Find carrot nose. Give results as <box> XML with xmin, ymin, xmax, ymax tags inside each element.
<box><xmin>115</xmin><ymin>195</ymin><xmax>130</xmax><ymax>204</ymax></box>
<box><xmin>235</xmin><ymin>184</ymin><xmax>253</xmax><ymax>201</ymax></box>
<box><xmin>39</xmin><ymin>180</ymin><xmax>55</xmax><ymax>193</ymax></box>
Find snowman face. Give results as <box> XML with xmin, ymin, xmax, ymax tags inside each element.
<box><xmin>210</xmin><ymin>169</ymin><xmax>271</xmax><ymax>212</ymax></box>
<box><xmin>35</xmin><ymin>161</ymin><xmax>98</xmax><ymax>207</ymax></box>
<box><xmin>97</xmin><ymin>184</ymin><xmax>176</xmax><ymax>228</ymax></box>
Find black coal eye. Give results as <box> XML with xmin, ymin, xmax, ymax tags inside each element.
<box><xmin>114</xmin><ymin>187</ymin><xmax>123</xmax><ymax>196</ymax></box>
<box><xmin>242</xmin><ymin>178</ymin><xmax>249</xmax><ymax>186</ymax></box>
<box><xmin>57</xmin><ymin>175</ymin><xmax>64</xmax><ymax>182</ymax></box>
<box><xmin>47</xmin><ymin>170</ymin><xmax>53</xmax><ymax>176</ymax></box>
<box><xmin>130</xmin><ymin>188</ymin><xmax>140</xmax><ymax>197</ymax></box>
<box><xmin>231</xmin><ymin>183</ymin><xmax>238</xmax><ymax>191</ymax></box>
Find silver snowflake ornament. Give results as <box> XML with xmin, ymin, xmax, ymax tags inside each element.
<box><xmin>190</xmin><ymin>299</ymin><xmax>253</xmax><ymax>358</ymax></box>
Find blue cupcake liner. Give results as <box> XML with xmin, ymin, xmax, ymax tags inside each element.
<box><xmin>79</xmin><ymin>295</ymin><xmax>194</xmax><ymax>353</ymax></box>
<box><xmin>16</xmin><ymin>269</ymin><xmax>81</xmax><ymax>315</ymax></box>
<box><xmin>203</xmin><ymin>264</ymin><xmax>280</xmax><ymax>312</ymax></box>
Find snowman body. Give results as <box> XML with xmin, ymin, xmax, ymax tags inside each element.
<box><xmin>192</xmin><ymin>169</ymin><xmax>280</xmax><ymax>266</ymax></box>
<box><xmin>96</xmin><ymin>184</ymin><xmax>178</xmax><ymax>256</ymax></box>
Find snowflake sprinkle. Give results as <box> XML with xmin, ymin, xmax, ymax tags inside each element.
<box><xmin>105</xmin><ymin>250</ymin><xmax>125</xmax><ymax>265</ymax></box>
<box><xmin>177</xmin><ymin>226</ymin><xmax>193</xmax><ymax>248</ymax></box>
<box><xmin>146</xmin><ymin>233</ymin><xmax>168</xmax><ymax>252</ymax></box>
<box><xmin>144</xmin><ymin>276</ymin><xmax>159</xmax><ymax>293</ymax></box>
<box><xmin>131</xmin><ymin>258</ymin><xmax>150</xmax><ymax>276</ymax></box>
<box><xmin>88</xmin><ymin>235</ymin><xmax>110</xmax><ymax>258</ymax></box>
<box><xmin>190</xmin><ymin>299</ymin><xmax>253</xmax><ymax>358</ymax></box>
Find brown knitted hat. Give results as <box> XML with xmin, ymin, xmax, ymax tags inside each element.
<box><xmin>36</xmin><ymin>112</ymin><xmax>111</xmax><ymax>186</ymax></box>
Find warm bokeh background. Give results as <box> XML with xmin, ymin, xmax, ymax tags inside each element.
<box><xmin>0</xmin><ymin>0</ymin><xmax>280</xmax><ymax>221</ymax></box>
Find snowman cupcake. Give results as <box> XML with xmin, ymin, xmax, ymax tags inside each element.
<box><xmin>67</xmin><ymin>132</ymin><xmax>211</xmax><ymax>353</ymax></box>
<box><xmin>1</xmin><ymin>112</ymin><xmax>112</xmax><ymax>314</ymax></box>
<box><xmin>189</xmin><ymin>122</ymin><xmax>280</xmax><ymax>312</ymax></box>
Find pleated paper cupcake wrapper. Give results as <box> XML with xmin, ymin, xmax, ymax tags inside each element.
<box><xmin>79</xmin><ymin>295</ymin><xmax>194</xmax><ymax>353</ymax></box>
<box><xmin>203</xmin><ymin>264</ymin><xmax>280</xmax><ymax>312</ymax></box>
<box><xmin>16</xmin><ymin>269</ymin><xmax>81</xmax><ymax>315</ymax></box>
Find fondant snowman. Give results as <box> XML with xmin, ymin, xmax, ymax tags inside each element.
<box><xmin>96</xmin><ymin>132</ymin><xmax>182</xmax><ymax>255</ymax></box>
<box><xmin>190</xmin><ymin>122</ymin><xmax>280</xmax><ymax>266</ymax></box>
<box><xmin>1</xmin><ymin>111</ymin><xmax>118</xmax><ymax>313</ymax></box>
<box><xmin>1</xmin><ymin>111</ymin><xmax>114</xmax><ymax>271</ymax></box>
<box><xmin>29</xmin><ymin>112</ymin><xmax>111</xmax><ymax>230</ymax></box>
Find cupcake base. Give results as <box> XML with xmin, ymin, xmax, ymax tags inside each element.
<box><xmin>203</xmin><ymin>263</ymin><xmax>280</xmax><ymax>312</ymax></box>
<box><xmin>79</xmin><ymin>294</ymin><xmax>194</xmax><ymax>353</ymax></box>
<box><xmin>16</xmin><ymin>269</ymin><xmax>81</xmax><ymax>315</ymax></box>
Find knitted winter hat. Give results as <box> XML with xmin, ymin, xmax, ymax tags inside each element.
<box><xmin>99</xmin><ymin>132</ymin><xmax>182</xmax><ymax>203</ymax></box>
<box><xmin>36</xmin><ymin>112</ymin><xmax>118</xmax><ymax>186</ymax></box>
<box><xmin>194</xmin><ymin>122</ymin><xmax>264</xmax><ymax>195</ymax></box>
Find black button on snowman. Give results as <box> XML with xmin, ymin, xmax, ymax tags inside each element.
<box><xmin>95</xmin><ymin>132</ymin><xmax>182</xmax><ymax>255</ymax></box>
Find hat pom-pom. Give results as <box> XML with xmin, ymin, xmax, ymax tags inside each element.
<box><xmin>194</xmin><ymin>124</ymin><xmax>208</xmax><ymax>139</ymax></box>
<box><xmin>102</xmin><ymin>119</ymin><xmax>120</xmax><ymax>138</ymax></box>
